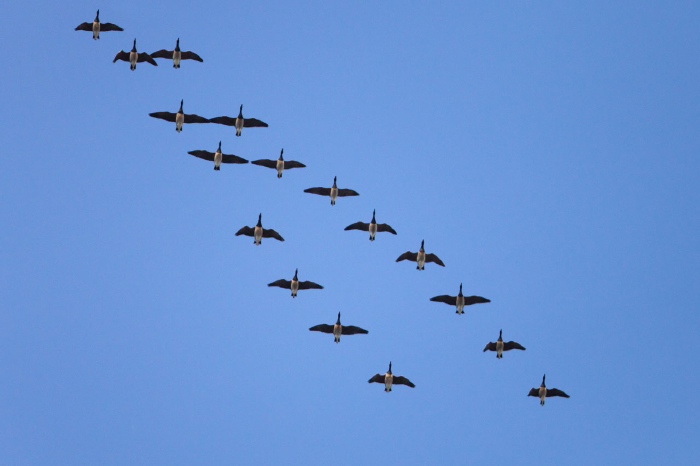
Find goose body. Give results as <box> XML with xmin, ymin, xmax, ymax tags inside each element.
<box><xmin>75</xmin><ymin>10</ymin><xmax>123</xmax><ymax>39</ymax></box>
<box><xmin>113</xmin><ymin>39</ymin><xmax>157</xmax><ymax>70</ymax></box>
<box><xmin>235</xmin><ymin>213</ymin><xmax>284</xmax><ymax>245</ymax></box>
<box><xmin>368</xmin><ymin>362</ymin><xmax>415</xmax><ymax>392</ymax></box>
<box><xmin>304</xmin><ymin>176</ymin><xmax>359</xmax><ymax>205</ymax></box>
<box><xmin>396</xmin><ymin>240</ymin><xmax>445</xmax><ymax>270</ymax></box>
<box><xmin>209</xmin><ymin>105</ymin><xmax>268</xmax><ymax>137</ymax></box>
<box><xmin>309</xmin><ymin>312</ymin><xmax>368</xmax><ymax>343</ymax></box>
<box><xmin>528</xmin><ymin>375</ymin><xmax>569</xmax><ymax>405</ymax></box>
<box><xmin>251</xmin><ymin>149</ymin><xmax>306</xmax><ymax>178</ymax></box>
<box><xmin>188</xmin><ymin>141</ymin><xmax>248</xmax><ymax>170</ymax></box>
<box><xmin>483</xmin><ymin>330</ymin><xmax>526</xmax><ymax>358</ymax></box>
<box><xmin>344</xmin><ymin>209</ymin><xmax>397</xmax><ymax>240</ymax></box>
<box><xmin>149</xmin><ymin>99</ymin><xmax>209</xmax><ymax>132</ymax></box>
<box><xmin>151</xmin><ymin>38</ymin><xmax>203</xmax><ymax>68</ymax></box>
<box><xmin>268</xmin><ymin>269</ymin><xmax>323</xmax><ymax>298</ymax></box>
<box><xmin>430</xmin><ymin>283</ymin><xmax>490</xmax><ymax>314</ymax></box>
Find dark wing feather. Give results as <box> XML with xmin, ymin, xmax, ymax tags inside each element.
<box><xmin>251</xmin><ymin>159</ymin><xmax>278</xmax><ymax>169</ymax></box>
<box><xmin>283</xmin><ymin>161</ymin><xmax>306</xmax><ymax>169</ymax></box>
<box><xmin>336</xmin><ymin>188</ymin><xmax>359</xmax><ymax>197</ymax></box>
<box><xmin>392</xmin><ymin>376</ymin><xmax>415</xmax><ymax>388</ymax></box>
<box><xmin>344</xmin><ymin>222</ymin><xmax>369</xmax><ymax>232</ymax></box>
<box><xmin>187</xmin><ymin>150</ymin><xmax>215</xmax><ymax>161</ymax></box>
<box><xmin>304</xmin><ymin>187</ymin><xmax>332</xmax><ymax>196</ymax></box>
<box><xmin>396</xmin><ymin>251</ymin><xmax>418</xmax><ymax>262</ymax></box>
<box><xmin>309</xmin><ymin>324</ymin><xmax>334</xmax><ymax>334</ymax></box>
<box><xmin>267</xmin><ymin>279</ymin><xmax>292</xmax><ymax>289</ymax></box>
<box><xmin>209</xmin><ymin>116</ymin><xmax>236</xmax><ymax>126</ymax></box>
<box><xmin>368</xmin><ymin>374</ymin><xmax>386</xmax><ymax>384</ymax></box>
<box><xmin>297</xmin><ymin>281</ymin><xmax>323</xmax><ymax>290</ymax></box>
<box><xmin>242</xmin><ymin>118</ymin><xmax>268</xmax><ymax>128</ymax></box>
<box><xmin>261</xmin><ymin>228</ymin><xmax>284</xmax><ymax>241</ymax></box>
<box><xmin>113</xmin><ymin>50</ymin><xmax>130</xmax><ymax>62</ymax></box>
<box><xmin>137</xmin><ymin>52</ymin><xmax>158</xmax><ymax>66</ymax></box>
<box><xmin>341</xmin><ymin>325</ymin><xmax>368</xmax><ymax>335</ymax></box>
<box><xmin>100</xmin><ymin>23</ymin><xmax>123</xmax><ymax>32</ymax></box>
<box><xmin>150</xmin><ymin>112</ymin><xmax>177</xmax><ymax>122</ymax></box>
<box><xmin>430</xmin><ymin>295</ymin><xmax>457</xmax><ymax>305</ymax></box>
<box><xmin>425</xmin><ymin>253</ymin><xmax>445</xmax><ymax>267</ymax></box>
<box><xmin>376</xmin><ymin>223</ymin><xmax>397</xmax><ymax>234</ymax></box>
<box><xmin>150</xmin><ymin>49</ymin><xmax>173</xmax><ymax>59</ymax></box>
<box><xmin>503</xmin><ymin>341</ymin><xmax>526</xmax><ymax>351</ymax></box>
<box><xmin>463</xmin><ymin>295</ymin><xmax>490</xmax><ymax>305</ymax></box>
<box><xmin>235</xmin><ymin>226</ymin><xmax>255</xmax><ymax>237</ymax></box>
<box><xmin>180</xmin><ymin>51</ymin><xmax>203</xmax><ymax>62</ymax></box>
<box><xmin>528</xmin><ymin>388</ymin><xmax>540</xmax><ymax>397</ymax></box>
<box><xmin>183</xmin><ymin>114</ymin><xmax>210</xmax><ymax>124</ymax></box>
<box><xmin>546</xmin><ymin>388</ymin><xmax>570</xmax><ymax>398</ymax></box>
<box><xmin>75</xmin><ymin>22</ymin><xmax>92</xmax><ymax>31</ymax></box>
<box><xmin>221</xmin><ymin>153</ymin><xmax>248</xmax><ymax>164</ymax></box>
<box><xmin>483</xmin><ymin>342</ymin><xmax>497</xmax><ymax>352</ymax></box>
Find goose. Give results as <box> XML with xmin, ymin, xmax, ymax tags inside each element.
<box><xmin>309</xmin><ymin>312</ymin><xmax>368</xmax><ymax>343</ymax></box>
<box><xmin>235</xmin><ymin>213</ymin><xmax>284</xmax><ymax>245</ymax></box>
<box><xmin>396</xmin><ymin>240</ymin><xmax>445</xmax><ymax>270</ymax></box>
<box><xmin>75</xmin><ymin>10</ymin><xmax>123</xmax><ymax>39</ymax></box>
<box><xmin>187</xmin><ymin>141</ymin><xmax>248</xmax><ymax>170</ymax></box>
<box><xmin>368</xmin><ymin>362</ymin><xmax>415</xmax><ymax>392</ymax></box>
<box><xmin>149</xmin><ymin>100</ymin><xmax>209</xmax><ymax>132</ymax></box>
<box><xmin>344</xmin><ymin>209</ymin><xmax>397</xmax><ymax>240</ymax></box>
<box><xmin>483</xmin><ymin>329</ymin><xmax>526</xmax><ymax>358</ymax></box>
<box><xmin>528</xmin><ymin>375</ymin><xmax>570</xmax><ymax>405</ymax></box>
<box><xmin>113</xmin><ymin>39</ymin><xmax>157</xmax><ymax>70</ymax></box>
<box><xmin>209</xmin><ymin>105</ymin><xmax>268</xmax><ymax>136</ymax></box>
<box><xmin>150</xmin><ymin>38</ymin><xmax>203</xmax><ymax>68</ymax></box>
<box><xmin>303</xmin><ymin>176</ymin><xmax>359</xmax><ymax>205</ymax></box>
<box><xmin>429</xmin><ymin>283</ymin><xmax>489</xmax><ymax>314</ymax></box>
<box><xmin>268</xmin><ymin>269</ymin><xmax>323</xmax><ymax>298</ymax></box>
<box><xmin>251</xmin><ymin>149</ymin><xmax>306</xmax><ymax>178</ymax></box>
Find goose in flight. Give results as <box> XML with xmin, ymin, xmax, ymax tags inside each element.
<box><xmin>368</xmin><ymin>362</ymin><xmax>415</xmax><ymax>392</ymax></box>
<box><xmin>150</xmin><ymin>38</ymin><xmax>203</xmax><ymax>68</ymax></box>
<box><xmin>528</xmin><ymin>375</ymin><xmax>570</xmax><ymax>405</ymax></box>
<box><xmin>268</xmin><ymin>269</ymin><xmax>323</xmax><ymax>298</ymax></box>
<box><xmin>209</xmin><ymin>105</ymin><xmax>268</xmax><ymax>136</ymax></box>
<box><xmin>396</xmin><ymin>240</ymin><xmax>445</xmax><ymax>270</ymax></box>
<box><xmin>483</xmin><ymin>330</ymin><xmax>526</xmax><ymax>358</ymax></box>
<box><xmin>309</xmin><ymin>312</ymin><xmax>368</xmax><ymax>343</ymax></box>
<box><xmin>75</xmin><ymin>10</ymin><xmax>123</xmax><ymax>39</ymax></box>
<box><xmin>251</xmin><ymin>149</ymin><xmax>306</xmax><ymax>178</ymax></box>
<box><xmin>235</xmin><ymin>214</ymin><xmax>284</xmax><ymax>245</ymax></box>
<box><xmin>187</xmin><ymin>141</ymin><xmax>248</xmax><ymax>170</ymax></box>
<box><xmin>344</xmin><ymin>209</ymin><xmax>397</xmax><ymax>241</ymax></box>
<box><xmin>113</xmin><ymin>39</ymin><xmax>157</xmax><ymax>70</ymax></box>
<box><xmin>149</xmin><ymin>100</ymin><xmax>209</xmax><ymax>132</ymax></box>
<box><xmin>304</xmin><ymin>176</ymin><xmax>359</xmax><ymax>205</ymax></box>
<box><xmin>429</xmin><ymin>283</ymin><xmax>489</xmax><ymax>314</ymax></box>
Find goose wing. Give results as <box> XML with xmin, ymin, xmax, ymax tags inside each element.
<box><xmin>221</xmin><ymin>153</ymin><xmax>249</xmax><ymax>164</ymax></box>
<box><xmin>261</xmin><ymin>228</ymin><xmax>284</xmax><ymax>241</ymax></box>
<box><xmin>483</xmin><ymin>342</ymin><xmax>498</xmax><ymax>352</ymax></box>
<box><xmin>309</xmin><ymin>324</ymin><xmax>334</xmax><ymax>334</ymax></box>
<box><xmin>344</xmin><ymin>222</ymin><xmax>370</xmax><ymax>232</ymax></box>
<box><xmin>150</xmin><ymin>111</ymin><xmax>178</xmax><ymax>122</ymax></box>
<box><xmin>463</xmin><ymin>295</ymin><xmax>490</xmax><ymax>305</ymax></box>
<box><xmin>503</xmin><ymin>341</ymin><xmax>526</xmax><ymax>351</ymax></box>
<box><xmin>209</xmin><ymin>116</ymin><xmax>236</xmax><ymax>126</ymax></box>
<box><xmin>341</xmin><ymin>325</ymin><xmax>368</xmax><ymax>335</ymax></box>
<box><xmin>251</xmin><ymin>159</ymin><xmax>277</xmax><ymax>169</ymax></box>
<box><xmin>150</xmin><ymin>49</ymin><xmax>173</xmax><ymax>59</ymax></box>
<box><xmin>297</xmin><ymin>281</ymin><xmax>323</xmax><ymax>290</ymax></box>
<box><xmin>180</xmin><ymin>51</ymin><xmax>203</xmax><ymax>62</ymax></box>
<box><xmin>100</xmin><ymin>23</ymin><xmax>123</xmax><ymax>32</ymax></box>
<box><xmin>376</xmin><ymin>223</ymin><xmax>397</xmax><ymax>234</ymax></box>
<box><xmin>242</xmin><ymin>118</ymin><xmax>268</xmax><ymax>128</ymax></box>
<box><xmin>182</xmin><ymin>113</ymin><xmax>210</xmax><ymax>124</ymax></box>
<box><xmin>187</xmin><ymin>150</ymin><xmax>215</xmax><ymax>161</ymax></box>
<box><xmin>392</xmin><ymin>376</ymin><xmax>415</xmax><ymax>388</ymax></box>
<box><xmin>425</xmin><ymin>253</ymin><xmax>445</xmax><ymax>267</ymax></box>
<box><xmin>283</xmin><ymin>160</ymin><xmax>306</xmax><ymax>170</ymax></box>
<box><xmin>112</xmin><ymin>50</ymin><xmax>130</xmax><ymax>62</ymax></box>
<box><xmin>235</xmin><ymin>226</ymin><xmax>255</xmax><ymax>237</ymax></box>
<box><xmin>396</xmin><ymin>251</ymin><xmax>418</xmax><ymax>262</ymax></box>
<box><xmin>368</xmin><ymin>374</ymin><xmax>386</xmax><ymax>384</ymax></box>
<box><xmin>267</xmin><ymin>279</ymin><xmax>292</xmax><ymax>289</ymax></box>
<box><xmin>430</xmin><ymin>294</ymin><xmax>457</xmax><ymax>305</ymax></box>
<box><xmin>75</xmin><ymin>22</ymin><xmax>92</xmax><ymax>31</ymax></box>
<box><xmin>304</xmin><ymin>187</ymin><xmax>332</xmax><ymax>196</ymax></box>
<box><xmin>137</xmin><ymin>52</ymin><xmax>158</xmax><ymax>66</ymax></box>
<box><xmin>546</xmin><ymin>388</ymin><xmax>570</xmax><ymax>398</ymax></box>
<box><xmin>336</xmin><ymin>188</ymin><xmax>359</xmax><ymax>197</ymax></box>
<box><xmin>528</xmin><ymin>388</ymin><xmax>540</xmax><ymax>397</ymax></box>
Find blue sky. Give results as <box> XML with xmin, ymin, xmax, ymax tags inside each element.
<box><xmin>2</xmin><ymin>1</ymin><xmax>700</xmax><ymax>464</ymax></box>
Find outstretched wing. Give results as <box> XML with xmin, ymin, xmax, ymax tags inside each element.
<box><xmin>464</xmin><ymin>295</ymin><xmax>490</xmax><ymax>305</ymax></box>
<box><xmin>528</xmin><ymin>388</ymin><xmax>540</xmax><ymax>397</ymax></box>
<box><xmin>221</xmin><ymin>153</ymin><xmax>249</xmax><ymax>164</ymax></box>
<box><xmin>368</xmin><ymin>374</ymin><xmax>386</xmax><ymax>384</ymax></box>
<box><xmin>137</xmin><ymin>52</ymin><xmax>158</xmax><ymax>66</ymax></box>
<box><xmin>149</xmin><ymin>111</ymin><xmax>177</xmax><ymax>122</ymax></box>
<box><xmin>546</xmin><ymin>388</ymin><xmax>570</xmax><ymax>398</ymax></box>
<box><xmin>425</xmin><ymin>253</ymin><xmax>445</xmax><ymax>267</ymax></box>
<box><xmin>392</xmin><ymin>376</ymin><xmax>415</xmax><ymax>388</ymax></box>
<box><xmin>396</xmin><ymin>251</ymin><xmax>418</xmax><ymax>262</ymax></box>
<box><xmin>181</xmin><ymin>51</ymin><xmax>203</xmax><ymax>62</ymax></box>
<box><xmin>483</xmin><ymin>342</ymin><xmax>497</xmax><ymax>352</ymax></box>
<box><xmin>430</xmin><ymin>295</ymin><xmax>457</xmax><ymax>305</ymax></box>
<box><xmin>309</xmin><ymin>324</ymin><xmax>334</xmax><ymax>334</ymax></box>
<box><xmin>304</xmin><ymin>187</ymin><xmax>332</xmax><ymax>196</ymax></box>
<box><xmin>376</xmin><ymin>223</ymin><xmax>397</xmax><ymax>235</ymax></box>
<box><xmin>297</xmin><ymin>281</ymin><xmax>323</xmax><ymax>290</ymax></box>
<box><xmin>242</xmin><ymin>118</ymin><xmax>268</xmax><ymax>128</ymax></box>
<box><xmin>235</xmin><ymin>226</ymin><xmax>255</xmax><ymax>237</ymax></box>
<box><xmin>75</xmin><ymin>22</ymin><xmax>92</xmax><ymax>31</ymax></box>
<box><xmin>183</xmin><ymin>113</ymin><xmax>210</xmax><ymax>124</ymax></box>
<box><xmin>150</xmin><ymin>49</ymin><xmax>173</xmax><ymax>59</ymax></box>
<box><xmin>344</xmin><ymin>222</ymin><xmax>369</xmax><ymax>232</ymax></box>
<box><xmin>336</xmin><ymin>188</ymin><xmax>359</xmax><ymax>197</ymax></box>
<box><xmin>187</xmin><ymin>150</ymin><xmax>215</xmax><ymax>161</ymax></box>
<box><xmin>261</xmin><ymin>228</ymin><xmax>284</xmax><ymax>241</ymax></box>
<box><xmin>283</xmin><ymin>161</ymin><xmax>306</xmax><ymax>170</ymax></box>
<box><xmin>113</xmin><ymin>50</ymin><xmax>129</xmax><ymax>62</ymax></box>
<box><xmin>100</xmin><ymin>23</ymin><xmax>123</xmax><ymax>32</ymax></box>
<box><xmin>341</xmin><ymin>326</ymin><xmax>368</xmax><ymax>335</ymax></box>
<box><xmin>503</xmin><ymin>341</ymin><xmax>526</xmax><ymax>351</ymax></box>
<box><xmin>251</xmin><ymin>159</ymin><xmax>277</xmax><ymax>169</ymax></box>
<box><xmin>209</xmin><ymin>116</ymin><xmax>236</xmax><ymax>126</ymax></box>
<box><xmin>267</xmin><ymin>279</ymin><xmax>292</xmax><ymax>289</ymax></box>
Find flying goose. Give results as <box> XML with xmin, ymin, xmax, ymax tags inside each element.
<box><xmin>368</xmin><ymin>362</ymin><xmax>415</xmax><ymax>392</ymax></box>
<box><xmin>344</xmin><ymin>209</ymin><xmax>397</xmax><ymax>240</ymax></box>
<box><xmin>268</xmin><ymin>269</ymin><xmax>323</xmax><ymax>298</ymax></box>
<box><xmin>303</xmin><ymin>176</ymin><xmax>359</xmax><ymax>205</ymax></box>
<box><xmin>396</xmin><ymin>240</ymin><xmax>445</xmax><ymax>270</ymax></box>
<box><xmin>429</xmin><ymin>283</ymin><xmax>489</xmax><ymax>314</ymax></box>
<box><xmin>309</xmin><ymin>312</ymin><xmax>368</xmax><ymax>343</ymax></box>
<box><xmin>149</xmin><ymin>100</ymin><xmax>209</xmax><ymax>132</ymax></box>
<box><xmin>150</xmin><ymin>38</ymin><xmax>203</xmax><ymax>68</ymax></box>
<box><xmin>528</xmin><ymin>375</ymin><xmax>570</xmax><ymax>405</ymax></box>
<box><xmin>235</xmin><ymin>213</ymin><xmax>284</xmax><ymax>245</ymax></box>
<box><xmin>251</xmin><ymin>149</ymin><xmax>306</xmax><ymax>178</ymax></box>
<box><xmin>209</xmin><ymin>105</ymin><xmax>268</xmax><ymax>136</ymax></box>
<box><xmin>75</xmin><ymin>10</ymin><xmax>123</xmax><ymax>39</ymax></box>
<box><xmin>187</xmin><ymin>141</ymin><xmax>248</xmax><ymax>170</ymax></box>
<box><xmin>113</xmin><ymin>39</ymin><xmax>157</xmax><ymax>70</ymax></box>
<box><xmin>483</xmin><ymin>330</ymin><xmax>526</xmax><ymax>358</ymax></box>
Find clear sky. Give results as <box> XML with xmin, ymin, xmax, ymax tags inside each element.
<box><xmin>2</xmin><ymin>1</ymin><xmax>699</xmax><ymax>464</ymax></box>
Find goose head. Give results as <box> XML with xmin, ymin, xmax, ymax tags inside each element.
<box><xmin>388</xmin><ymin>362</ymin><xmax>393</xmax><ymax>375</ymax></box>
<box><xmin>256</xmin><ymin>213</ymin><xmax>262</xmax><ymax>227</ymax></box>
<box><xmin>238</xmin><ymin>104</ymin><xmax>244</xmax><ymax>117</ymax></box>
<box><xmin>371</xmin><ymin>209</ymin><xmax>376</xmax><ymax>222</ymax></box>
<box><xmin>279</xmin><ymin>149</ymin><xmax>284</xmax><ymax>161</ymax></box>
<box><xmin>217</xmin><ymin>141</ymin><xmax>222</xmax><ymax>151</ymax></box>
<box><xmin>293</xmin><ymin>268</ymin><xmax>298</xmax><ymax>280</ymax></box>
<box><xmin>336</xmin><ymin>312</ymin><xmax>341</xmax><ymax>324</ymax></box>
<box><xmin>420</xmin><ymin>239</ymin><xmax>425</xmax><ymax>251</ymax></box>
<box><xmin>178</xmin><ymin>99</ymin><xmax>184</xmax><ymax>112</ymax></box>
<box><xmin>332</xmin><ymin>176</ymin><xmax>337</xmax><ymax>187</ymax></box>
<box><xmin>95</xmin><ymin>10</ymin><xmax>100</xmax><ymax>21</ymax></box>
<box><xmin>175</xmin><ymin>38</ymin><xmax>180</xmax><ymax>50</ymax></box>
<box><xmin>498</xmin><ymin>329</ymin><xmax>503</xmax><ymax>341</ymax></box>
<box><xmin>458</xmin><ymin>283</ymin><xmax>463</xmax><ymax>296</ymax></box>
<box><xmin>542</xmin><ymin>374</ymin><xmax>546</xmax><ymax>387</ymax></box>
